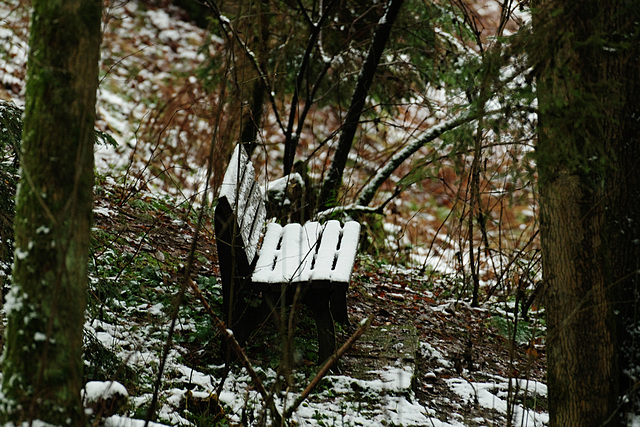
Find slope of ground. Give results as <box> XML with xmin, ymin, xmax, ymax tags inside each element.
<box><xmin>85</xmin><ymin>179</ymin><xmax>547</xmax><ymax>425</ymax></box>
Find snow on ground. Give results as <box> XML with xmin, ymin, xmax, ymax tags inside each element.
<box><xmin>86</xmin><ymin>298</ymin><xmax>460</xmax><ymax>426</ymax></box>
<box><xmin>83</xmin><ymin>380</ymin><xmax>129</xmax><ymax>402</ymax></box>
<box><xmin>81</xmin><ymin>277</ymin><xmax>547</xmax><ymax>425</ymax></box>
<box><xmin>446</xmin><ymin>377</ymin><xmax>548</xmax><ymax>426</ymax></box>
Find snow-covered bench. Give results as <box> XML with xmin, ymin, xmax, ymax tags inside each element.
<box><xmin>214</xmin><ymin>144</ymin><xmax>360</xmax><ymax>362</ymax></box>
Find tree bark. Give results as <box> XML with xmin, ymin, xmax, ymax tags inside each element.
<box><xmin>238</xmin><ymin>0</ymin><xmax>270</xmax><ymax>158</ymax></box>
<box><xmin>539</xmin><ymin>171</ymin><xmax>616</xmax><ymax>425</ymax></box>
<box><xmin>605</xmin><ymin>7</ymin><xmax>640</xmax><ymax>420</ymax></box>
<box><xmin>535</xmin><ymin>0</ymin><xmax>640</xmax><ymax>424</ymax></box>
<box><xmin>318</xmin><ymin>0</ymin><xmax>405</xmax><ymax>211</ymax></box>
<box><xmin>0</xmin><ymin>0</ymin><xmax>101</xmax><ymax>424</ymax></box>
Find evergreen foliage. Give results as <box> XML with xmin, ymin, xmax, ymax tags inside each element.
<box><xmin>0</xmin><ymin>101</ymin><xmax>21</xmax><ymax>282</ymax></box>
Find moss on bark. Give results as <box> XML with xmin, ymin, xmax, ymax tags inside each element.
<box><xmin>0</xmin><ymin>0</ymin><xmax>102</xmax><ymax>424</ymax></box>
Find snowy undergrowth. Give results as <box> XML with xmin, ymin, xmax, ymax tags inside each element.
<box><xmin>82</xmin><ymin>183</ymin><xmax>547</xmax><ymax>426</ymax></box>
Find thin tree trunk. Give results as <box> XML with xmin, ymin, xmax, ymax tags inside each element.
<box><xmin>239</xmin><ymin>0</ymin><xmax>269</xmax><ymax>157</ymax></box>
<box><xmin>0</xmin><ymin>0</ymin><xmax>101</xmax><ymax>424</ymax></box>
<box><xmin>282</xmin><ymin>0</ymin><xmax>337</xmax><ymax>173</ymax></box>
<box><xmin>318</xmin><ymin>0</ymin><xmax>405</xmax><ymax>210</ymax></box>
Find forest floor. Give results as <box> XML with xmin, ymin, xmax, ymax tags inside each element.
<box><xmin>1</xmin><ymin>0</ymin><xmax>546</xmax><ymax>425</ymax></box>
<box><xmin>85</xmin><ymin>178</ymin><xmax>548</xmax><ymax>426</ymax></box>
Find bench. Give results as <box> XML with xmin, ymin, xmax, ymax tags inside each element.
<box><xmin>214</xmin><ymin>144</ymin><xmax>360</xmax><ymax>363</ymax></box>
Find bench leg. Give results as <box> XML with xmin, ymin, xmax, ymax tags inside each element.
<box><xmin>221</xmin><ymin>279</ymin><xmax>266</xmax><ymax>361</ymax></box>
<box><xmin>223</xmin><ymin>281</ymin><xmax>249</xmax><ymax>341</ymax></box>
<box><xmin>306</xmin><ymin>290</ymin><xmax>336</xmax><ymax>364</ymax></box>
<box><xmin>330</xmin><ymin>290</ymin><xmax>349</xmax><ymax>325</ymax></box>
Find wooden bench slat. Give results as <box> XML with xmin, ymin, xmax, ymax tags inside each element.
<box><xmin>282</xmin><ymin>223</ymin><xmax>303</xmax><ymax>281</ymax></box>
<box><xmin>299</xmin><ymin>222</ymin><xmax>322</xmax><ymax>282</ymax></box>
<box><xmin>253</xmin><ymin>222</ymin><xmax>283</xmax><ymax>283</ymax></box>
<box><xmin>310</xmin><ymin>220</ymin><xmax>341</xmax><ymax>280</ymax></box>
<box><xmin>219</xmin><ymin>145</ymin><xmax>266</xmax><ymax>264</ymax></box>
<box><xmin>252</xmin><ymin>220</ymin><xmax>359</xmax><ymax>285</ymax></box>
<box><xmin>238</xmin><ymin>181</ymin><xmax>266</xmax><ymax>263</ymax></box>
<box><xmin>325</xmin><ymin>221</ymin><xmax>361</xmax><ymax>283</ymax></box>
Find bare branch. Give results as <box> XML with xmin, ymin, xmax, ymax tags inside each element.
<box><xmin>203</xmin><ymin>0</ymin><xmax>285</xmax><ymax>134</ymax></box>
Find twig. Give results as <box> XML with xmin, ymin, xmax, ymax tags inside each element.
<box><xmin>187</xmin><ymin>277</ymin><xmax>284</xmax><ymax>425</ymax></box>
<box><xmin>283</xmin><ymin>314</ymin><xmax>373</xmax><ymax>419</ymax></box>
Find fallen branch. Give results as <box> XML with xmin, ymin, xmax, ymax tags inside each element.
<box><xmin>283</xmin><ymin>314</ymin><xmax>374</xmax><ymax>419</ymax></box>
<box><xmin>188</xmin><ymin>277</ymin><xmax>283</xmax><ymax>425</ymax></box>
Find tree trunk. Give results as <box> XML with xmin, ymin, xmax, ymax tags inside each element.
<box><xmin>238</xmin><ymin>0</ymin><xmax>270</xmax><ymax>158</ymax></box>
<box><xmin>282</xmin><ymin>0</ymin><xmax>337</xmax><ymax>174</ymax></box>
<box><xmin>535</xmin><ymin>0</ymin><xmax>640</xmax><ymax>424</ymax></box>
<box><xmin>0</xmin><ymin>0</ymin><xmax>101</xmax><ymax>424</ymax></box>
<box><xmin>605</xmin><ymin>8</ymin><xmax>640</xmax><ymax>420</ymax></box>
<box><xmin>318</xmin><ymin>0</ymin><xmax>405</xmax><ymax>211</ymax></box>
<box><xmin>539</xmin><ymin>172</ymin><xmax>616</xmax><ymax>425</ymax></box>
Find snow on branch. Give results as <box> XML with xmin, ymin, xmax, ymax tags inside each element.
<box><xmin>356</xmin><ymin>107</ymin><xmax>504</xmax><ymax>207</ymax></box>
<box><xmin>315</xmin><ymin>203</ymin><xmax>385</xmax><ymax>221</ymax></box>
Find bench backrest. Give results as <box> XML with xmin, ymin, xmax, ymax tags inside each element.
<box><xmin>215</xmin><ymin>144</ymin><xmax>267</xmax><ymax>277</ymax></box>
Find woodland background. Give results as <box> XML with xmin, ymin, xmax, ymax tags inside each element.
<box><xmin>0</xmin><ymin>0</ymin><xmax>637</xmax><ymax>425</ymax></box>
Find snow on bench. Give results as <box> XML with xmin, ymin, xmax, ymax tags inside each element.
<box><xmin>214</xmin><ymin>144</ymin><xmax>360</xmax><ymax>363</ymax></box>
<box><xmin>252</xmin><ymin>220</ymin><xmax>361</xmax><ymax>285</ymax></box>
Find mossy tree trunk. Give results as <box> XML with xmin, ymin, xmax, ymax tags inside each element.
<box><xmin>536</xmin><ymin>0</ymin><xmax>640</xmax><ymax>424</ymax></box>
<box><xmin>0</xmin><ymin>0</ymin><xmax>102</xmax><ymax>424</ymax></box>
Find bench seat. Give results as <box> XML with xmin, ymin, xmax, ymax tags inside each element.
<box><xmin>252</xmin><ymin>221</ymin><xmax>360</xmax><ymax>286</ymax></box>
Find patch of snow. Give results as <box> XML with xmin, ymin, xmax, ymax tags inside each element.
<box><xmin>146</xmin><ymin>9</ymin><xmax>172</xmax><ymax>31</ymax></box>
<box><xmin>266</xmin><ymin>172</ymin><xmax>304</xmax><ymax>205</ymax></box>
<box><xmin>420</xmin><ymin>341</ymin><xmax>452</xmax><ymax>367</ymax></box>
<box><xmin>35</xmin><ymin>225</ymin><xmax>50</xmax><ymax>234</ymax></box>
<box><xmin>14</xmin><ymin>247</ymin><xmax>28</xmax><ymax>260</ymax></box>
<box><xmin>83</xmin><ymin>380</ymin><xmax>128</xmax><ymax>403</ymax></box>
<box><xmin>93</xmin><ymin>206</ymin><xmax>116</xmax><ymax>217</ymax></box>
<box><xmin>446</xmin><ymin>377</ymin><xmax>549</xmax><ymax>426</ymax></box>
<box><xmin>376</xmin><ymin>365</ymin><xmax>415</xmax><ymax>392</ymax></box>
<box><xmin>104</xmin><ymin>415</ymin><xmax>169</xmax><ymax>427</ymax></box>
<box><xmin>4</xmin><ymin>286</ymin><xmax>25</xmax><ymax>316</ymax></box>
